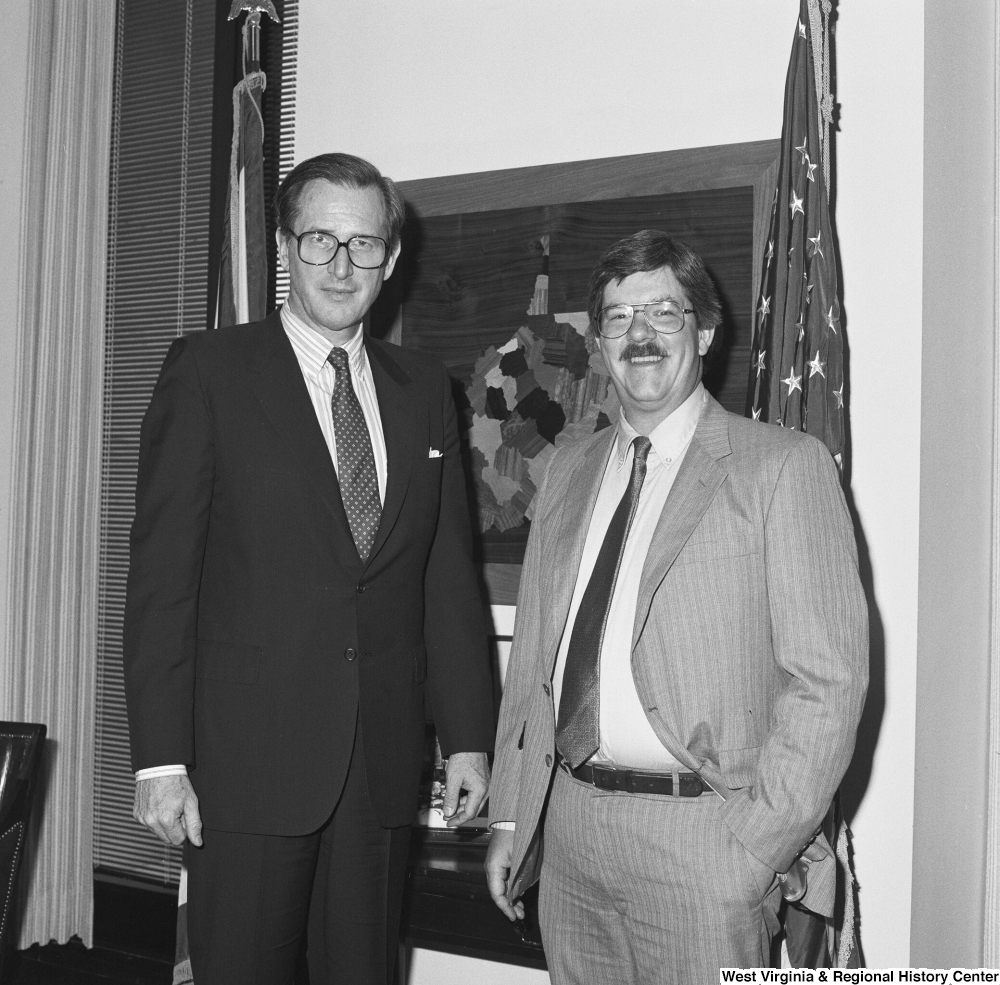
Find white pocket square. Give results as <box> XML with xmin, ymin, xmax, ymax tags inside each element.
<box><xmin>428</xmin><ymin>448</ymin><xmax>442</xmax><ymax>458</ymax></box>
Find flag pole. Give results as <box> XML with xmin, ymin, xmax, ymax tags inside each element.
<box><xmin>229</xmin><ymin>1</ymin><xmax>280</xmax><ymax>73</ymax></box>
<box><xmin>177</xmin><ymin>18</ymin><xmax>281</xmax><ymax>984</ymax></box>
<box><xmin>217</xmin><ymin>0</ymin><xmax>279</xmax><ymax>329</ymax></box>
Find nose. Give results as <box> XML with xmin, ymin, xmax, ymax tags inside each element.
<box><xmin>330</xmin><ymin>242</ymin><xmax>355</xmax><ymax>279</ymax></box>
<box><xmin>626</xmin><ymin>305</ymin><xmax>656</xmax><ymax>341</ymax></box>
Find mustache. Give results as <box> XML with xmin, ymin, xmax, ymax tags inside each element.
<box><xmin>619</xmin><ymin>341</ymin><xmax>666</xmax><ymax>361</ymax></box>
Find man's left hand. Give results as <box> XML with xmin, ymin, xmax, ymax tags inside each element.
<box><xmin>778</xmin><ymin>856</ymin><xmax>809</xmax><ymax>902</ymax></box>
<box><xmin>442</xmin><ymin>751</ymin><xmax>490</xmax><ymax>827</ymax></box>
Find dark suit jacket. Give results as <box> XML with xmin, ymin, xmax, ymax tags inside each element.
<box><xmin>124</xmin><ymin>311</ymin><xmax>495</xmax><ymax>834</ymax></box>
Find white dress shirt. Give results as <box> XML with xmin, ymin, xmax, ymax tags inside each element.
<box><xmin>491</xmin><ymin>384</ymin><xmax>706</xmax><ymax>827</ymax></box>
<box><xmin>552</xmin><ymin>382</ymin><xmax>707</xmax><ymax>770</ymax></box>
<box><xmin>136</xmin><ymin>307</ymin><xmax>387</xmax><ymax>781</ymax></box>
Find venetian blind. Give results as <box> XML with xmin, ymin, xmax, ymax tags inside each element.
<box><xmin>94</xmin><ymin>0</ymin><xmax>298</xmax><ymax>885</ymax></box>
<box><xmin>267</xmin><ymin>0</ymin><xmax>297</xmax><ymax>309</ymax></box>
<box><xmin>94</xmin><ymin>0</ymin><xmax>217</xmax><ymax>883</ymax></box>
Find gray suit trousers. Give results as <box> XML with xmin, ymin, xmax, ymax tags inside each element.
<box><xmin>539</xmin><ymin>769</ymin><xmax>782</xmax><ymax>984</ymax></box>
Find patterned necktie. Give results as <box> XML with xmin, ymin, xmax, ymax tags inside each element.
<box><xmin>556</xmin><ymin>435</ymin><xmax>653</xmax><ymax>768</ymax></box>
<box><xmin>328</xmin><ymin>347</ymin><xmax>382</xmax><ymax>562</ymax></box>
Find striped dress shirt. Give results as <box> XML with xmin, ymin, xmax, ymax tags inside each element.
<box><xmin>279</xmin><ymin>305</ymin><xmax>388</xmax><ymax>504</ymax></box>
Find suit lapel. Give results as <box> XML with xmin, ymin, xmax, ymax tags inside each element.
<box><xmin>242</xmin><ymin>313</ymin><xmax>360</xmax><ymax>566</ymax></box>
<box><xmin>631</xmin><ymin>396</ymin><xmax>733</xmax><ymax>650</ymax></box>
<box><xmin>544</xmin><ymin>427</ymin><xmax>617</xmax><ymax>675</ymax></box>
<box><xmin>364</xmin><ymin>337</ymin><xmax>416</xmax><ymax>569</ymax></box>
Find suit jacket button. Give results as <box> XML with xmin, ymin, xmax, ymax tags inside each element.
<box><xmin>542</xmin><ymin>683</ymin><xmax>550</xmax><ymax>695</ymax></box>
<box><xmin>345</xmin><ymin>648</ymin><xmax>357</xmax><ymax>661</ymax></box>
<box><xmin>544</xmin><ymin>754</ymin><xmax>552</xmax><ymax>767</ymax></box>
<box><xmin>356</xmin><ymin>584</ymin><xmax>366</xmax><ymax>594</ymax></box>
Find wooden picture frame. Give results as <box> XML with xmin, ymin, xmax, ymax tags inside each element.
<box><xmin>372</xmin><ymin>140</ymin><xmax>780</xmax><ymax>607</ymax></box>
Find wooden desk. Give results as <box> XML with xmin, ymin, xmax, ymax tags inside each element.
<box><xmin>401</xmin><ymin>829</ymin><xmax>546</xmax><ymax>970</ymax></box>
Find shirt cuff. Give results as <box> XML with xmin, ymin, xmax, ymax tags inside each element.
<box><xmin>490</xmin><ymin>821</ymin><xmax>516</xmax><ymax>831</ymax></box>
<box><xmin>135</xmin><ymin>764</ymin><xmax>188</xmax><ymax>781</ymax></box>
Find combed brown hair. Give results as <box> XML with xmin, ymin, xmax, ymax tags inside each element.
<box><xmin>587</xmin><ymin>230</ymin><xmax>723</xmax><ymax>365</ymax></box>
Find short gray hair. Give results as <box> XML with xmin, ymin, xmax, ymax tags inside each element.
<box><xmin>273</xmin><ymin>152</ymin><xmax>405</xmax><ymax>251</ymax></box>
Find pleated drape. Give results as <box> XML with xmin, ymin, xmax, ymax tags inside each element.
<box><xmin>1</xmin><ymin>0</ymin><xmax>116</xmax><ymax>949</ymax></box>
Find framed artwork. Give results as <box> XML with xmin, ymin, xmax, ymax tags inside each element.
<box><xmin>371</xmin><ymin>140</ymin><xmax>779</xmax><ymax>608</ymax></box>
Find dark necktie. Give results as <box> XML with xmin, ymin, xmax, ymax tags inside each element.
<box><xmin>556</xmin><ymin>435</ymin><xmax>653</xmax><ymax>768</ymax></box>
<box><xmin>328</xmin><ymin>347</ymin><xmax>381</xmax><ymax>562</ymax></box>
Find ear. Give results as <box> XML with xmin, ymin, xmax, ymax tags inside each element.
<box><xmin>276</xmin><ymin>230</ymin><xmax>290</xmax><ymax>272</ymax></box>
<box><xmin>382</xmin><ymin>241</ymin><xmax>402</xmax><ymax>281</ymax></box>
<box><xmin>698</xmin><ymin>326</ymin><xmax>716</xmax><ymax>357</ymax></box>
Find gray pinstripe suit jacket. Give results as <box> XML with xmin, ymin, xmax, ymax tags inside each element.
<box><xmin>490</xmin><ymin>394</ymin><xmax>868</xmax><ymax>918</ymax></box>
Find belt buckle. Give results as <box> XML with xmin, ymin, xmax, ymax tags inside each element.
<box><xmin>590</xmin><ymin>764</ymin><xmax>609</xmax><ymax>790</ymax></box>
<box><xmin>592</xmin><ymin>764</ymin><xmax>616</xmax><ymax>791</ymax></box>
<box><xmin>593</xmin><ymin>764</ymin><xmax>636</xmax><ymax>793</ymax></box>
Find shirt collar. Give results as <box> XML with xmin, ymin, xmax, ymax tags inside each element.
<box><xmin>280</xmin><ymin>304</ymin><xmax>367</xmax><ymax>387</ymax></box>
<box><xmin>614</xmin><ymin>383</ymin><xmax>706</xmax><ymax>471</ymax></box>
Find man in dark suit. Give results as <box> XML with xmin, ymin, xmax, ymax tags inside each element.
<box><xmin>124</xmin><ymin>152</ymin><xmax>495</xmax><ymax>985</ymax></box>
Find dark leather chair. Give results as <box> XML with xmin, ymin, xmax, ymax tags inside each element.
<box><xmin>0</xmin><ymin>722</ymin><xmax>46</xmax><ymax>980</ymax></box>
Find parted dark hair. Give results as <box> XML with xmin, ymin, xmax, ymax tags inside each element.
<box><xmin>586</xmin><ymin>230</ymin><xmax>724</xmax><ymax>365</ymax></box>
<box><xmin>273</xmin><ymin>152</ymin><xmax>406</xmax><ymax>250</ymax></box>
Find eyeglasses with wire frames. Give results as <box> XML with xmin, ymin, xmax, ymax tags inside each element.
<box><xmin>291</xmin><ymin>229</ymin><xmax>389</xmax><ymax>269</ymax></box>
<box><xmin>597</xmin><ymin>299</ymin><xmax>695</xmax><ymax>339</ymax></box>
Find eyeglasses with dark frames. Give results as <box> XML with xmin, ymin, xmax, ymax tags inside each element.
<box><xmin>293</xmin><ymin>230</ymin><xmax>389</xmax><ymax>269</ymax></box>
<box><xmin>597</xmin><ymin>299</ymin><xmax>695</xmax><ymax>339</ymax></box>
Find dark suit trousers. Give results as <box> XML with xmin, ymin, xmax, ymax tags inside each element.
<box><xmin>184</xmin><ymin>722</ymin><xmax>411</xmax><ymax>985</ymax></box>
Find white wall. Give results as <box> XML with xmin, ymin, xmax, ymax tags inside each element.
<box><xmin>296</xmin><ymin>0</ymin><xmax>924</xmax><ymax>972</ymax></box>
<box><xmin>297</xmin><ymin>0</ymin><xmax>794</xmax><ymax>179</ymax></box>
<box><xmin>911</xmin><ymin>0</ymin><xmax>996</xmax><ymax>965</ymax></box>
<box><xmin>834</xmin><ymin>2</ymin><xmax>923</xmax><ymax>967</ymax></box>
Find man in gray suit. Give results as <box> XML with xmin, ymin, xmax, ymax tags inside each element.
<box><xmin>485</xmin><ymin>230</ymin><xmax>868</xmax><ymax>982</ymax></box>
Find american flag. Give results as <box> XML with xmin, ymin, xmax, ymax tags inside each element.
<box><xmin>746</xmin><ymin>0</ymin><xmax>843</xmax><ymax>462</ymax></box>
<box><xmin>217</xmin><ymin>4</ymin><xmax>275</xmax><ymax>328</ymax></box>
<box><xmin>747</xmin><ymin>0</ymin><xmax>860</xmax><ymax>970</ymax></box>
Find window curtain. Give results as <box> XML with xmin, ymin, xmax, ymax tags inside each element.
<box><xmin>1</xmin><ymin>0</ymin><xmax>116</xmax><ymax>948</ymax></box>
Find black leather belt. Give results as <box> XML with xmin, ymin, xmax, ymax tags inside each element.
<box><xmin>565</xmin><ymin>761</ymin><xmax>713</xmax><ymax>797</ymax></box>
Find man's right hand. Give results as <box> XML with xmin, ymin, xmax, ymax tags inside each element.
<box><xmin>133</xmin><ymin>774</ymin><xmax>203</xmax><ymax>847</ymax></box>
<box><xmin>485</xmin><ymin>827</ymin><xmax>525</xmax><ymax>922</ymax></box>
